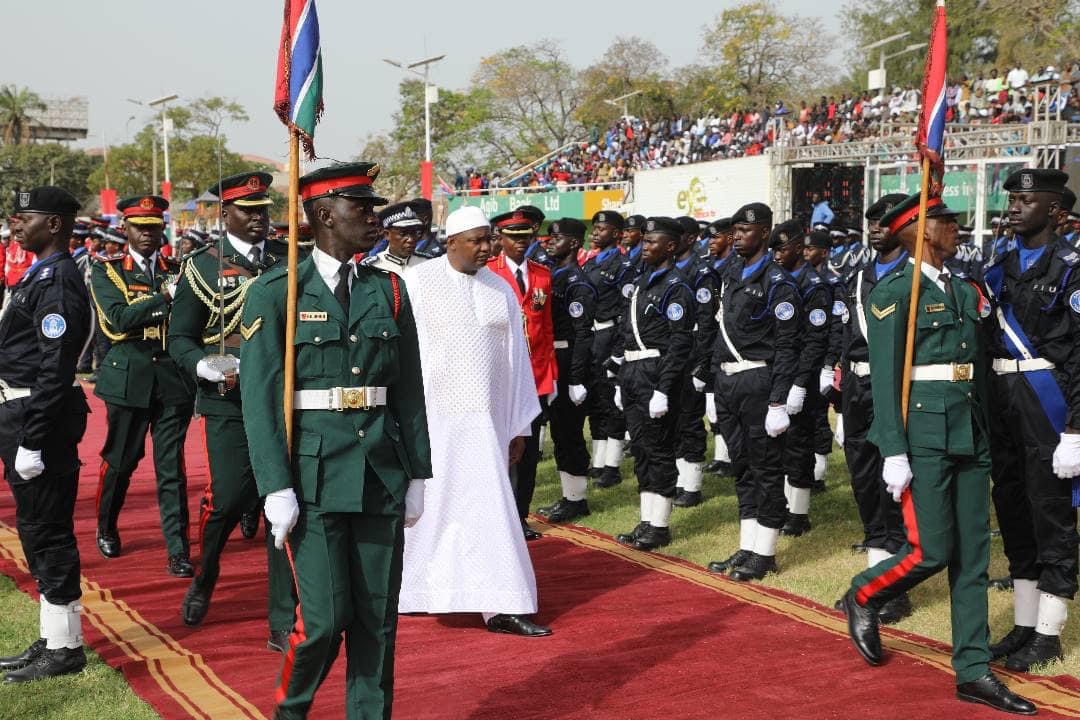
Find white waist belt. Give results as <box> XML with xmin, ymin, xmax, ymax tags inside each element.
<box><xmin>0</xmin><ymin>379</ymin><xmax>80</xmax><ymax>404</ymax></box>
<box><xmin>849</xmin><ymin>361</ymin><xmax>871</xmax><ymax>377</ymax></box>
<box><xmin>910</xmin><ymin>363</ymin><xmax>974</xmax><ymax>382</ymax></box>
<box><xmin>720</xmin><ymin>359</ymin><xmax>768</xmax><ymax>375</ymax></box>
<box><xmin>992</xmin><ymin>358</ymin><xmax>1055</xmax><ymax>374</ymax></box>
<box><xmin>625</xmin><ymin>349</ymin><xmax>661</xmax><ymax>362</ymax></box>
<box><xmin>553</xmin><ymin>340</ymin><xmax>570</xmax><ymax>350</ymax></box>
<box><xmin>592</xmin><ymin>319</ymin><xmax>615</xmax><ymax>331</ymax></box>
<box><xmin>294</xmin><ymin>386</ymin><xmax>388</xmax><ymax>411</ymax></box>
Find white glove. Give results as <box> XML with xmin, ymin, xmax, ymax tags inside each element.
<box><xmin>819</xmin><ymin>366</ymin><xmax>834</xmax><ymax>395</ymax></box>
<box><xmin>196</xmin><ymin>358</ymin><xmax>226</xmax><ymax>383</ymax></box>
<box><xmin>14</xmin><ymin>446</ymin><xmax>44</xmax><ymax>480</ymax></box>
<box><xmin>705</xmin><ymin>392</ymin><xmax>717</xmax><ymax>424</ymax></box>
<box><xmin>404</xmin><ymin>479</ymin><xmax>425</xmax><ymax>528</ymax></box>
<box><xmin>568</xmin><ymin>384</ymin><xmax>588</xmax><ymax>406</ymax></box>
<box><xmin>613</xmin><ymin>386</ymin><xmax>623</xmax><ymax>411</ymax></box>
<box><xmin>1052</xmin><ymin>433</ymin><xmax>1080</xmax><ymax>479</ymax></box>
<box><xmin>883</xmin><ymin>454</ymin><xmax>913</xmax><ymax>502</ymax></box>
<box><xmin>835</xmin><ymin>414</ymin><xmax>845</xmax><ymax>448</ymax></box>
<box><xmin>547</xmin><ymin>386</ymin><xmax>558</xmax><ymax>404</ymax></box>
<box><xmin>648</xmin><ymin>391</ymin><xmax>669</xmax><ymax>419</ymax></box>
<box><xmin>692</xmin><ymin>377</ymin><xmax>707</xmax><ymax>392</ymax></box>
<box><xmin>165</xmin><ymin>279</ymin><xmax>178</xmax><ymax>298</ymax></box>
<box><xmin>764</xmin><ymin>405</ymin><xmax>790</xmax><ymax>437</ymax></box>
<box><xmin>264</xmin><ymin>488</ymin><xmax>300</xmax><ymax>550</ymax></box>
<box><xmin>785</xmin><ymin>385</ymin><xmax>807</xmax><ymax>415</ymax></box>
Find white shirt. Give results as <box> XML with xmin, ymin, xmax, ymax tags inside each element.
<box><xmin>1006</xmin><ymin>67</ymin><xmax>1029</xmax><ymax>89</ymax></box>
<box><xmin>127</xmin><ymin>247</ymin><xmax>158</xmax><ymax>277</ymax></box>
<box><xmin>312</xmin><ymin>245</ymin><xmax>355</xmax><ymax>294</ymax></box>
<box><xmin>502</xmin><ymin>254</ymin><xmax>529</xmax><ymax>293</ymax></box>
<box><xmin>226</xmin><ymin>233</ymin><xmax>265</xmax><ymax>264</ymax></box>
<box><xmin>911</xmin><ymin>258</ymin><xmax>951</xmax><ymax>293</ymax></box>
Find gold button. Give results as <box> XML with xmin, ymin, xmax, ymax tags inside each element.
<box><xmin>357</xmin><ymin>430</ymin><xmax>366</xmax><ymax>439</ymax></box>
<box><xmin>351</xmin><ymin>367</ymin><xmax>361</xmax><ymax>375</ymax></box>
<box><xmin>350</xmin><ymin>334</ymin><xmax>358</xmax><ymax>343</ymax></box>
<box><xmin>314</xmin><ymin>336</ymin><xmax>321</xmax><ymax>343</ymax></box>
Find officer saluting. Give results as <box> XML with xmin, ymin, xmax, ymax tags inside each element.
<box><xmin>240</xmin><ymin>161</ymin><xmax>431</xmax><ymax>719</ymax></box>
<box><xmin>0</xmin><ymin>187</ymin><xmax>93</xmax><ymax>682</ymax></box>
<box><xmin>91</xmin><ymin>195</ymin><xmax>196</xmax><ymax>577</ymax></box>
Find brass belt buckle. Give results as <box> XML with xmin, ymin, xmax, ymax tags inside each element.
<box><xmin>952</xmin><ymin>363</ymin><xmax>972</xmax><ymax>382</ymax></box>
<box><xmin>340</xmin><ymin>387</ymin><xmax>368</xmax><ymax>410</ymax></box>
<box><xmin>143</xmin><ymin>326</ymin><xmax>162</xmax><ymax>340</ymax></box>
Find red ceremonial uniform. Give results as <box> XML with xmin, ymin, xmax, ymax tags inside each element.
<box><xmin>487</xmin><ymin>255</ymin><xmax>558</xmax><ymax>396</ymax></box>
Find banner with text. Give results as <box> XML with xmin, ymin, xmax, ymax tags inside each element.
<box><xmin>630</xmin><ymin>155</ymin><xmax>772</xmax><ymax>220</ymax></box>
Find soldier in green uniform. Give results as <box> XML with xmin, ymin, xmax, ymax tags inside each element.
<box><xmin>167</xmin><ymin>172</ymin><xmax>296</xmax><ymax>651</ymax></box>
<box><xmin>240</xmin><ymin>162</ymin><xmax>431</xmax><ymax>720</ymax></box>
<box><xmin>840</xmin><ymin>192</ymin><xmax>1036</xmax><ymax>716</ymax></box>
<box><xmin>90</xmin><ymin>195</ymin><xmax>195</xmax><ymax>576</ymax></box>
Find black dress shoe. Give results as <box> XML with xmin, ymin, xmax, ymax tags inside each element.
<box><xmin>704</xmin><ymin>460</ymin><xmax>733</xmax><ymax>476</ymax></box>
<box><xmin>267</xmin><ymin>629</ymin><xmax>290</xmax><ymax>653</ymax></box>
<box><xmin>877</xmin><ymin>592</ymin><xmax>913</xmax><ymax>625</ymax></box>
<box><xmin>956</xmin><ymin>672</ymin><xmax>1037</xmax><ymax>715</ymax></box>
<box><xmin>841</xmin><ymin>590</ymin><xmax>882</xmax><ymax>665</ymax></box>
<box><xmin>989</xmin><ymin>575</ymin><xmax>1014</xmax><ymax>591</ymax></box>
<box><xmin>0</xmin><ymin>639</ymin><xmax>46</xmax><ymax>671</ymax></box>
<box><xmin>166</xmin><ymin>554</ymin><xmax>195</xmax><ymax>578</ymax></box>
<box><xmin>707</xmin><ymin>549</ymin><xmax>751</xmax><ymax>574</ymax></box>
<box><xmin>990</xmin><ymin>625</ymin><xmax>1036</xmax><ymax>661</ymax></box>
<box><xmin>485</xmin><ymin>614</ymin><xmax>552</xmax><ymax>637</ymax></box>
<box><xmin>729</xmin><ymin>553</ymin><xmax>778</xmax><ymax>582</ymax></box>
<box><xmin>182</xmin><ymin>581</ymin><xmax>213</xmax><ymax>627</ymax></box>
<box><xmin>522</xmin><ymin>524</ymin><xmax>542</xmax><ymax>541</ymax></box>
<box><xmin>780</xmin><ymin>513</ymin><xmax>811</xmax><ymax>537</ymax></box>
<box><xmin>239</xmin><ymin>510</ymin><xmax>260</xmax><ymax>540</ymax></box>
<box><xmin>3</xmin><ymin>647</ymin><xmax>86</xmax><ymax>683</ymax></box>
<box><xmin>1005</xmin><ymin>631</ymin><xmax>1063</xmax><ymax>671</ymax></box>
<box><xmin>96</xmin><ymin>528</ymin><xmax>121</xmax><ymax>559</ymax></box>
<box><xmin>632</xmin><ymin>525</ymin><xmax>671</xmax><ymax>551</ymax></box>
<box><xmin>673</xmin><ymin>490</ymin><xmax>703</xmax><ymax>508</ymax></box>
<box><xmin>594</xmin><ymin>466</ymin><xmax>622</xmax><ymax>488</ymax></box>
<box><xmin>544</xmin><ymin>498</ymin><xmax>590</xmax><ymax>523</ymax></box>
<box><xmin>616</xmin><ymin>521</ymin><xmax>650</xmax><ymax>545</ymax></box>
<box><xmin>587</xmin><ymin>467</ymin><xmax>603</xmax><ymax>479</ymax></box>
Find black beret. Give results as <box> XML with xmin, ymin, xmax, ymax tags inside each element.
<box><xmin>643</xmin><ymin>216</ymin><xmax>683</xmax><ymax>238</ymax></box>
<box><xmin>625</xmin><ymin>214</ymin><xmax>647</xmax><ymax>230</ymax></box>
<box><xmin>378</xmin><ymin>202</ymin><xmax>423</xmax><ymax>229</ymax></box>
<box><xmin>207</xmin><ymin>172</ymin><xmax>274</xmax><ymax>206</ymax></box>
<box><xmin>299</xmin><ymin>162</ymin><xmax>386</xmax><ymax>205</ymax></box>
<box><xmin>865</xmin><ymin>193</ymin><xmax>909</xmax><ymax>221</ymax></box>
<box><xmin>879</xmin><ymin>192</ymin><xmax>959</xmax><ymax>235</ymax></box>
<box><xmin>1060</xmin><ymin>187</ymin><xmax>1076</xmax><ymax>211</ymax></box>
<box><xmin>676</xmin><ymin>216</ymin><xmax>699</xmax><ymax>236</ymax></box>
<box><xmin>592</xmin><ymin>211</ymin><xmax>625</xmax><ymax>229</ymax></box>
<box><xmin>550</xmin><ymin>217</ymin><xmax>587</xmax><ymax>239</ymax></box>
<box><xmin>768</xmin><ymin>219</ymin><xmax>804</xmax><ymax>249</ymax></box>
<box><xmin>708</xmin><ymin>217</ymin><xmax>733</xmax><ymax>235</ymax></box>
<box><xmin>13</xmin><ymin>186</ymin><xmax>80</xmax><ymax>216</ymax></box>
<box><xmin>731</xmin><ymin>202</ymin><xmax>772</xmax><ymax>226</ymax></box>
<box><xmin>805</xmin><ymin>230</ymin><xmax>832</xmax><ymax>249</ymax></box>
<box><xmin>1003</xmin><ymin>168</ymin><xmax>1069</xmax><ymax>195</ymax></box>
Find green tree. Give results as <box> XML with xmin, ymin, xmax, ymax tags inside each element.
<box><xmin>0</xmin><ymin>85</ymin><xmax>47</xmax><ymax>145</ymax></box>
<box><xmin>577</xmin><ymin>37</ymin><xmax>676</xmax><ymax>128</ymax></box>
<box><xmin>0</xmin><ymin>143</ymin><xmax>101</xmax><ymax>210</ymax></box>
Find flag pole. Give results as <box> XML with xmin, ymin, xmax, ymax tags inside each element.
<box><xmin>283</xmin><ymin>127</ymin><xmax>300</xmax><ymax>453</ymax></box>
<box><xmin>900</xmin><ymin>155</ymin><xmax>931</xmax><ymax>428</ymax></box>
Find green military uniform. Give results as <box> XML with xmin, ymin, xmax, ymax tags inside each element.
<box><xmin>167</xmin><ymin>172</ymin><xmax>297</xmax><ymax>634</ymax></box>
<box><xmin>850</xmin><ymin>251</ymin><xmax>992</xmax><ymax>684</ymax></box>
<box><xmin>91</xmin><ymin>240</ymin><xmax>195</xmax><ymax>566</ymax></box>
<box><xmin>241</xmin><ymin>162</ymin><xmax>432</xmax><ymax>719</ymax></box>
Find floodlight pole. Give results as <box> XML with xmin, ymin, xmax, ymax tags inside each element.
<box><xmin>383</xmin><ymin>55</ymin><xmax>446</xmax><ymax>199</ymax></box>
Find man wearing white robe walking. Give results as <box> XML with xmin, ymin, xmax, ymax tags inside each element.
<box><xmin>399</xmin><ymin>206</ymin><xmax>552</xmax><ymax>637</ymax></box>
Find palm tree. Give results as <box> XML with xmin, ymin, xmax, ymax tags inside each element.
<box><xmin>0</xmin><ymin>85</ymin><xmax>47</xmax><ymax>145</ymax></box>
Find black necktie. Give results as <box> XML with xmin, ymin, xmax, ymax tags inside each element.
<box><xmin>942</xmin><ymin>272</ymin><xmax>953</xmax><ymax>297</ymax></box>
<box><xmin>142</xmin><ymin>258</ymin><xmax>153</xmax><ymax>280</ymax></box>
<box><xmin>249</xmin><ymin>247</ymin><xmax>262</xmax><ymax>267</ymax></box>
<box><xmin>334</xmin><ymin>263</ymin><xmax>351</xmax><ymax>312</ymax></box>
<box><xmin>515</xmin><ymin>267</ymin><xmax>526</xmax><ymax>295</ymax></box>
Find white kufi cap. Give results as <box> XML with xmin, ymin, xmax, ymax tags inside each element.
<box><xmin>445</xmin><ymin>206</ymin><xmax>489</xmax><ymax>238</ymax></box>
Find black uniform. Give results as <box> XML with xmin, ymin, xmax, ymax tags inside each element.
<box><xmin>582</xmin><ymin>246</ymin><xmax>634</xmax><ymax>449</ymax></box>
<box><xmin>548</xmin><ymin>263</ymin><xmax>597</xmax><ymax>477</ymax></box>
<box><xmin>674</xmin><ymin>254</ymin><xmax>721</xmax><ymax>474</ymax></box>
<box><xmin>0</xmin><ymin>251</ymin><xmax>92</xmax><ymax>606</ymax></box>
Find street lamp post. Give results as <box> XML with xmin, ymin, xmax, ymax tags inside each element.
<box><xmin>858</xmin><ymin>32</ymin><xmax>925</xmax><ymax>92</ymax></box>
<box><xmin>383</xmin><ymin>55</ymin><xmax>446</xmax><ymax>200</ymax></box>
<box><xmin>605</xmin><ymin>90</ymin><xmax>643</xmax><ymax>119</ymax></box>
<box><xmin>128</xmin><ymin>94</ymin><xmax>179</xmax><ymax>242</ymax></box>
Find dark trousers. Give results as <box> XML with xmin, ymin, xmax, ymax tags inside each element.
<box><xmin>621</xmin><ymin>358</ymin><xmax>682</xmax><ymax>497</ymax></box>
<box><xmin>588</xmin><ymin>326</ymin><xmax>626</xmax><ymax>442</ymax></box>
<box><xmin>1</xmin><ymin>390</ymin><xmax>88</xmax><ymax>605</ymax></box>
<box><xmin>198</xmin><ymin>414</ymin><xmax>297</xmax><ymax>632</ymax></box>
<box><xmin>714</xmin><ymin>366</ymin><xmax>786</xmax><ymax>528</ymax></box>
<box><xmin>812</xmin><ymin>392</ymin><xmax>833</xmax><ymax>456</ymax></box>
<box><xmin>549</xmin><ymin>349</ymin><xmax>589</xmax><ymax>476</ymax></box>
<box><xmin>511</xmin><ymin>408</ymin><xmax>545</xmax><ymax>522</ymax></box>
<box><xmin>783</xmin><ymin>388</ymin><xmax>824</xmax><ymax>490</ymax></box>
<box><xmin>675</xmin><ymin>374</ymin><xmax>707</xmax><ymax>463</ymax></box>
<box><xmin>989</xmin><ymin>372</ymin><xmax>1079</xmax><ymax>599</ymax></box>
<box><xmin>97</xmin><ymin>398</ymin><xmax>194</xmax><ymax>557</ymax></box>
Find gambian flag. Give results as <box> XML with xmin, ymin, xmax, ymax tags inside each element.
<box><xmin>915</xmin><ymin>0</ymin><xmax>947</xmax><ymax>194</ymax></box>
<box><xmin>274</xmin><ymin>0</ymin><xmax>323</xmax><ymax>159</ymax></box>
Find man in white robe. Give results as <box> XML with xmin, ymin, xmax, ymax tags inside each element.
<box><xmin>399</xmin><ymin>206</ymin><xmax>552</xmax><ymax>637</ymax></box>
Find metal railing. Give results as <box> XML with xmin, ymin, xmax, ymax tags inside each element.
<box><xmin>447</xmin><ymin>180</ymin><xmax>629</xmax><ymax>198</ymax></box>
<box><xmin>495</xmin><ymin>141</ymin><xmax>588</xmax><ymax>187</ymax></box>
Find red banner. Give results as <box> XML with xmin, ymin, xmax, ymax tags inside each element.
<box><xmin>420</xmin><ymin>161</ymin><xmax>433</xmax><ymax>200</ymax></box>
<box><xmin>100</xmin><ymin>188</ymin><xmax>117</xmax><ymax>216</ymax></box>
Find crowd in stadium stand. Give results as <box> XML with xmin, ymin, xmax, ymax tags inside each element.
<box><xmin>452</xmin><ymin>62</ymin><xmax>1079</xmax><ymax>194</ymax></box>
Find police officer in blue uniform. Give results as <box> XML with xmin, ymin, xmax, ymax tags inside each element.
<box><xmin>0</xmin><ymin>187</ymin><xmax>93</xmax><ymax>683</ymax></box>
<box><xmin>409</xmin><ymin>197</ymin><xmax>446</xmax><ymax>258</ymax></box>
<box><xmin>612</xmin><ymin>217</ymin><xmax>695</xmax><ymax>551</ymax></box>
<box><xmin>703</xmin><ymin>217</ymin><xmax>739</xmax><ymax>476</ymax></box>
<box><xmin>622</xmin><ymin>215</ymin><xmax>646</xmax><ymax>267</ymax></box>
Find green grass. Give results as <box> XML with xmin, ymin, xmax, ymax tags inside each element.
<box><xmin>531</xmin><ymin>428</ymin><xmax>1080</xmax><ymax>680</ymax></box>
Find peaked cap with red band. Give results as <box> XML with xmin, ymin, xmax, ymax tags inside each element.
<box><xmin>299</xmin><ymin>162</ymin><xmax>387</xmax><ymax>205</ymax></box>
<box><xmin>117</xmin><ymin>195</ymin><xmax>169</xmax><ymax>225</ymax></box>
<box><xmin>206</xmin><ymin>171</ymin><xmax>274</xmax><ymax>207</ymax></box>
<box><xmin>878</xmin><ymin>191</ymin><xmax>959</xmax><ymax>236</ymax></box>
<box><xmin>491</xmin><ymin>205</ymin><xmax>544</xmax><ymax>235</ymax></box>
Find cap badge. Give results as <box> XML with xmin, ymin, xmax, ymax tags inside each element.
<box><xmin>246</xmin><ymin>176</ymin><xmax>261</xmax><ymax>191</ymax></box>
<box><xmin>646</xmin><ymin>220</ymin><xmax>655</xmax><ymax>231</ymax></box>
<box><xmin>1020</xmin><ymin>173</ymin><xmax>1034</xmax><ymax>190</ymax></box>
<box><xmin>368</xmin><ymin>164</ymin><xmax>380</xmax><ymax>177</ymax></box>
<box><xmin>746</xmin><ymin>209</ymin><xmax>756</xmax><ymax>222</ymax></box>
<box><xmin>140</xmin><ymin>197</ymin><xmax>154</xmax><ymax>210</ymax></box>
<box><xmin>18</xmin><ymin>192</ymin><xmax>29</xmax><ymax>207</ymax></box>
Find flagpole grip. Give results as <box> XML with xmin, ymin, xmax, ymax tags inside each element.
<box><xmin>900</xmin><ymin>156</ymin><xmax>932</xmax><ymax>429</ymax></box>
<box><xmin>284</xmin><ymin>128</ymin><xmax>300</xmax><ymax>455</ymax></box>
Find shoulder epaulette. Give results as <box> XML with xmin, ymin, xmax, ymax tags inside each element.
<box><xmin>258</xmin><ymin>264</ymin><xmax>289</xmax><ymax>284</ymax></box>
<box><xmin>527</xmin><ymin>259</ymin><xmax>551</xmax><ymax>274</ymax></box>
<box><xmin>1057</xmin><ymin>246</ymin><xmax>1080</xmax><ymax>266</ymax></box>
<box><xmin>183</xmin><ymin>243</ymin><xmax>214</xmax><ymax>261</ymax></box>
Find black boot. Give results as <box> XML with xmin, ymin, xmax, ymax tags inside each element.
<box><xmin>544</xmin><ymin>498</ymin><xmax>590</xmax><ymax>523</ymax></box>
<box><xmin>729</xmin><ymin>553</ymin><xmax>778</xmax><ymax>582</ymax></box>
<box><xmin>616</xmin><ymin>521</ymin><xmax>650</xmax><ymax>545</ymax></box>
<box><xmin>587</xmin><ymin>467</ymin><xmax>603</xmax><ymax>479</ymax></box>
<box><xmin>3</xmin><ymin>647</ymin><xmax>86</xmax><ymax>683</ymax></box>
<box><xmin>989</xmin><ymin>575</ymin><xmax>1014</xmax><ymax>591</ymax></box>
<box><xmin>877</xmin><ymin>592</ymin><xmax>913</xmax><ymax>625</ymax></box>
<box><xmin>1005</xmin><ymin>631</ymin><xmax>1063</xmax><ymax>671</ymax></box>
<box><xmin>780</xmin><ymin>513</ymin><xmax>811</xmax><ymax>537</ymax></box>
<box><xmin>707</xmin><ymin>549</ymin><xmax>751</xmax><ymax>574</ymax></box>
<box><xmin>989</xmin><ymin>625</ymin><xmax>1036</xmax><ymax>661</ymax></box>
<box><xmin>632</xmin><ymin>525</ymin><xmax>671</xmax><ymax>551</ymax></box>
<box><xmin>0</xmin><ymin>639</ymin><xmax>45</xmax><ymax>671</ymax></box>
<box><xmin>182</xmin><ymin>580</ymin><xmax>214</xmax><ymax>627</ymax></box>
<box><xmin>673</xmin><ymin>489</ymin><xmax>703</xmax><ymax>508</ymax></box>
<box><xmin>594</xmin><ymin>466</ymin><xmax>622</xmax><ymax>489</ymax></box>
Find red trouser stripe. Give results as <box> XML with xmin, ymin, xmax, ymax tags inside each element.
<box><xmin>855</xmin><ymin>486</ymin><xmax>923</xmax><ymax>605</ymax></box>
<box><xmin>96</xmin><ymin>460</ymin><xmax>109</xmax><ymax>517</ymax></box>
<box><xmin>197</xmin><ymin>418</ymin><xmax>214</xmax><ymax>546</ymax></box>
<box><xmin>275</xmin><ymin>540</ymin><xmax>307</xmax><ymax>705</ymax></box>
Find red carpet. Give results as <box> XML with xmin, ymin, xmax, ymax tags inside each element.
<box><xmin>2</xmin><ymin>385</ymin><xmax>1080</xmax><ymax>719</ymax></box>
